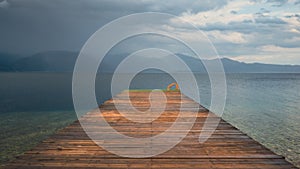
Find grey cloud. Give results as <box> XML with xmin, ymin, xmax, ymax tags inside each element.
<box><xmin>0</xmin><ymin>0</ymin><xmax>299</xmax><ymax>64</ymax></box>
<box><xmin>0</xmin><ymin>0</ymin><xmax>229</xmax><ymax>55</ymax></box>
<box><xmin>254</xmin><ymin>16</ymin><xmax>286</xmax><ymax>24</ymax></box>
<box><xmin>266</xmin><ymin>0</ymin><xmax>288</xmax><ymax>6</ymax></box>
<box><xmin>177</xmin><ymin>12</ymin><xmax>300</xmax><ymax>57</ymax></box>
<box><xmin>197</xmin><ymin>15</ymin><xmax>287</xmax><ymax>34</ymax></box>
<box><xmin>284</xmin><ymin>14</ymin><xmax>300</xmax><ymax>23</ymax></box>
<box><xmin>285</xmin><ymin>14</ymin><xmax>300</xmax><ymax>19</ymax></box>
<box><xmin>0</xmin><ymin>0</ymin><xmax>9</xmax><ymax>8</ymax></box>
<box><xmin>260</xmin><ymin>8</ymin><xmax>270</xmax><ymax>13</ymax></box>
<box><xmin>230</xmin><ymin>10</ymin><xmax>238</xmax><ymax>14</ymax></box>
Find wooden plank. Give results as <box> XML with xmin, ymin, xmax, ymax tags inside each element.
<box><xmin>3</xmin><ymin>91</ymin><xmax>297</xmax><ymax>169</ymax></box>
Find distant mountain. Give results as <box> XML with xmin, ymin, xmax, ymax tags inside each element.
<box><xmin>0</xmin><ymin>52</ymin><xmax>22</xmax><ymax>71</ymax></box>
<box><xmin>13</xmin><ymin>51</ymin><xmax>78</xmax><ymax>72</ymax></box>
<box><xmin>176</xmin><ymin>54</ymin><xmax>300</xmax><ymax>73</ymax></box>
<box><xmin>1</xmin><ymin>51</ymin><xmax>300</xmax><ymax>73</ymax></box>
<box><xmin>99</xmin><ymin>53</ymin><xmax>300</xmax><ymax>73</ymax></box>
<box><xmin>219</xmin><ymin>57</ymin><xmax>300</xmax><ymax>73</ymax></box>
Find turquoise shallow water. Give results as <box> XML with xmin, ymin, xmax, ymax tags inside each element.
<box><xmin>0</xmin><ymin>111</ymin><xmax>76</xmax><ymax>167</ymax></box>
<box><xmin>223</xmin><ymin>74</ymin><xmax>300</xmax><ymax>167</ymax></box>
<box><xmin>0</xmin><ymin>73</ymin><xmax>299</xmax><ymax>167</ymax></box>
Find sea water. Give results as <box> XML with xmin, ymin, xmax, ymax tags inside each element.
<box><xmin>0</xmin><ymin>73</ymin><xmax>299</xmax><ymax>167</ymax></box>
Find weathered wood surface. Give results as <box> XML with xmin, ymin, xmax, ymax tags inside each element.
<box><xmin>4</xmin><ymin>91</ymin><xmax>297</xmax><ymax>169</ymax></box>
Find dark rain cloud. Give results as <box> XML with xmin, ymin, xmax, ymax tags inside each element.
<box><xmin>0</xmin><ymin>0</ymin><xmax>299</xmax><ymax>64</ymax></box>
<box><xmin>0</xmin><ymin>0</ymin><xmax>228</xmax><ymax>55</ymax></box>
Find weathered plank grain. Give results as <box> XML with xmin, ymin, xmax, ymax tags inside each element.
<box><xmin>3</xmin><ymin>91</ymin><xmax>297</xmax><ymax>169</ymax></box>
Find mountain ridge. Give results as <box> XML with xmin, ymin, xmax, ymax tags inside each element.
<box><xmin>1</xmin><ymin>51</ymin><xmax>300</xmax><ymax>73</ymax></box>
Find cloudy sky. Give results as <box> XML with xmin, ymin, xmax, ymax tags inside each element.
<box><xmin>0</xmin><ymin>0</ymin><xmax>300</xmax><ymax>64</ymax></box>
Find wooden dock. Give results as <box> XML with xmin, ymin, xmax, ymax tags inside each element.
<box><xmin>4</xmin><ymin>91</ymin><xmax>297</xmax><ymax>169</ymax></box>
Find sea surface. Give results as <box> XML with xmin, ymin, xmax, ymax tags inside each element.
<box><xmin>0</xmin><ymin>72</ymin><xmax>299</xmax><ymax>167</ymax></box>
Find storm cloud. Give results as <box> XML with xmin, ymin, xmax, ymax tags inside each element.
<box><xmin>0</xmin><ymin>0</ymin><xmax>300</xmax><ymax>64</ymax></box>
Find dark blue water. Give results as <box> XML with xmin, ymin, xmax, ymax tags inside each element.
<box><xmin>0</xmin><ymin>73</ymin><xmax>299</xmax><ymax>166</ymax></box>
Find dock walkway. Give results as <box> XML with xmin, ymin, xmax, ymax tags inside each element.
<box><xmin>4</xmin><ymin>91</ymin><xmax>297</xmax><ymax>168</ymax></box>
